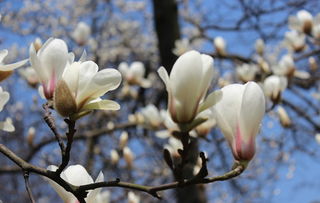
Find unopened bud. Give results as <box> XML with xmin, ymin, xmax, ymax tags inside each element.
<box><xmin>110</xmin><ymin>149</ymin><xmax>120</xmax><ymax>165</ymax></box>
<box><xmin>27</xmin><ymin>127</ymin><xmax>36</xmax><ymax>146</ymax></box>
<box><xmin>33</xmin><ymin>38</ymin><xmax>43</xmax><ymax>52</ymax></box>
<box><xmin>53</xmin><ymin>80</ymin><xmax>77</xmax><ymax>117</ymax></box>
<box><xmin>119</xmin><ymin>131</ymin><xmax>128</xmax><ymax>149</ymax></box>
<box><xmin>123</xmin><ymin>146</ymin><xmax>134</xmax><ymax>169</ymax></box>
<box><xmin>309</xmin><ymin>57</ymin><xmax>318</xmax><ymax>72</ymax></box>
<box><xmin>277</xmin><ymin>106</ymin><xmax>291</xmax><ymax>128</ymax></box>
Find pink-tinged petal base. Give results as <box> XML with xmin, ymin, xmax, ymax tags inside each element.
<box><xmin>43</xmin><ymin>72</ymin><xmax>56</xmax><ymax>99</ymax></box>
<box><xmin>232</xmin><ymin>124</ymin><xmax>256</xmax><ymax>161</ymax></box>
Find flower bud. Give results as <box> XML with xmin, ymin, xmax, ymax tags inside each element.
<box><xmin>123</xmin><ymin>146</ymin><xmax>134</xmax><ymax>169</ymax></box>
<box><xmin>110</xmin><ymin>149</ymin><xmax>120</xmax><ymax>165</ymax></box>
<box><xmin>214</xmin><ymin>36</ymin><xmax>226</xmax><ymax>56</ymax></box>
<box><xmin>277</xmin><ymin>106</ymin><xmax>291</xmax><ymax>128</ymax></box>
<box><xmin>212</xmin><ymin>82</ymin><xmax>265</xmax><ymax>162</ymax></box>
<box><xmin>53</xmin><ymin>79</ymin><xmax>77</xmax><ymax>117</ymax></box>
<box><xmin>119</xmin><ymin>131</ymin><xmax>128</xmax><ymax>149</ymax></box>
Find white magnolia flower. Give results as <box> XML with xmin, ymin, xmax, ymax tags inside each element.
<box><xmin>172</xmin><ymin>38</ymin><xmax>192</xmax><ymax>56</ymax></box>
<box><xmin>33</xmin><ymin>37</ymin><xmax>43</xmax><ymax>52</ymax></box>
<box><xmin>96</xmin><ymin>190</ymin><xmax>110</xmax><ymax>203</ymax></box>
<box><xmin>274</xmin><ymin>54</ymin><xmax>295</xmax><ymax>76</ymax></box>
<box><xmin>212</xmin><ymin>82</ymin><xmax>266</xmax><ymax>161</ymax></box>
<box><xmin>110</xmin><ymin>149</ymin><xmax>120</xmax><ymax>165</ymax></box>
<box><xmin>263</xmin><ymin>75</ymin><xmax>287</xmax><ymax>103</ymax></box>
<box><xmin>284</xmin><ymin>31</ymin><xmax>306</xmax><ymax>52</ymax></box>
<box><xmin>214</xmin><ymin>36</ymin><xmax>226</xmax><ymax>56</ymax></box>
<box><xmin>118</xmin><ymin>61</ymin><xmax>151</xmax><ymax>88</ymax></box>
<box><xmin>255</xmin><ymin>39</ymin><xmax>265</xmax><ymax>56</ymax></box>
<box><xmin>123</xmin><ymin>146</ymin><xmax>134</xmax><ymax>168</ymax></box>
<box><xmin>289</xmin><ymin>10</ymin><xmax>313</xmax><ymax>34</ymax></box>
<box><xmin>128</xmin><ymin>191</ymin><xmax>140</xmax><ymax>203</ymax></box>
<box><xmin>195</xmin><ymin>109</ymin><xmax>216</xmax><ymax>137</ymax></box>
<box><xmin>47</xmin><ymin>165</ymin><xmax>104</xmax><ymax>203</ymax></box>
<box><xmin>139</xmin><ymin>104</ymin><xmax>163</xmax><ymax>128</ymax></box>
<box><xmin>158</xmin><ymin>50</ymin><xmax>222</xmax><ymax>124</ymax></box>
<box><xmin>19</xmin><ymin>66</ymin><xmax>39</xmax><ymax>87</ymax></box>
<box><xmin>0</xmin><ymin>87</ymin><xmax>14</xmax><ymax>132</ymax></box>
<box><xmin>164</xmin><ymin>137</ymin><xmax>183</xmax><ymax>158</ymax></box>
<box><xmin>236</xmin><ymin>64</ymin><xmax>258</xmax><ymax>82</ymax></box>
<box><xmin>54</xmin><ymin>54</ymin><xmax>121</xmax><ymax>119</ymax></box>
<box><xmin>72</xmin><ymin>22</ymin><xmax>91</xmax><ymax>45</ymax></box>
<box><xmin>0</xmin><ymin>49</ymin><xmax>28</xmax><ymax>82</ymax></box>
<box><xmin>277</xmin><ymin>106</ymin><xmax>291</xmax><ymax>128</ymax></box>
<box><xmin>119</xmin><ymin>131</ymin><xmax>128</xmax><ymax>149</ymax></box>
<box><xmin>29</xmin><ymin>38</ymin><xmax>69</xmax><ymax>99</ymax></box>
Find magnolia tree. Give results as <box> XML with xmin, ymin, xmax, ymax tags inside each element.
<box><xmin>0</xmin><ymin>0</ymin><xmax>320</xmax><ymax>203</ymax></box>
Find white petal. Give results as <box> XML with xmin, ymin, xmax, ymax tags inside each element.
<box><xmin>82</xmin><ymin>99</ymin><xmax>120</xmax><ymax>111</ymax></box>
<box><xmin>0</xmin><ymin>90</ymin><xmax>9</xmax><ymax>111</ymax></box>
<box><xmin>38</xmin><ymin>38</ymin><xmax>68</xmax><ymax>80</ymax></box>
<box><xmin>198</xmin><ymin>90</ymin><xmax>222</xmax><ymax>113</ymax></box>
<box><xmin>212</xmin><ymin>84</ymin><xmax>244</xmax><ymax>141</ymax></box>
<box><xmin>118</xmin><ymin>62</ymin><xmax>129</xmax><ymax>76</ymax></box>
<box><xmin>29</xmin><ymin>43</ymin><xmax>48</xmax><ymax>82</ymax></box>
<box><xmin>157</xmin><ymin>66</ymin><xmax>170</xmax><ymax>92</ymax></box>
<box><xmin>0</xmin><ymin>49</ymin><xmax>8</xmax><ymax>63</ymax></box>
<box><xmin>0</xmin><ymin>59</ymin><xmax>28</xmax><ymax>71</ymax></box>
<box><xmin>199</xmin><ymin>54</ymin><xmax>214</xmax><ymax>95</ymax></box>
<box><xmin>63</xmin><ymin>165</ymin><xmax>94</xmax><ymax>186</ymax></box>
<box><xmin>130</xmin><ymin>61</ymin><xmax>145</xmax><ymax>79</ymax></box>
<box><xmin>46</xmin><ymin>165</ymin><xmax>74</xmax><ymax>202</ymax></box>
<box><xmin>0</xmin><ymin>118</ymin><xmax>15</xmax><ymax>132</ymax></box>
<box><xmin>239</xmin><ymin>82</ymin><xmax>266</xmax><ymax>142</ymax></box>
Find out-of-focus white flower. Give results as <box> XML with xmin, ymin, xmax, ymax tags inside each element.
<box><xmin>0</xmin><ymin>49</ymin><xmax>28</xmax><ymax>82</ymax></box>
<box><xmin>284</xmin><ymin>31</ymin><xmax>306</xmax><ymax>52</ymax></box>
<box><xmin>277</xmin><ymin>106</ymin><xmax>291</xmax><ymax>128</ymax></box>
<box><xmin>53</xmin><ymin>53</ymin><xmax>121</xmax><ymax>119</ymax></box>
<box><xmin>315</xmin><ymin>133</ymin><xmax>320</xmax><ymax>145</ymax></box>
<box><xmin>123</xmin><ymin>146</ymin><xmax>134</xmax><ymax>168</ymax></box>
<box><xmin>96</xmin><ymin>190</ymin><xmax>110</xmax><ymax>203</ymax></box>
<box><xmin>289</xmin><ymin>10</ymin><xmax>313</xmax><ymax>34</ymax></box>
<box><xmin>273</xmin><ymin>54</ymin><xmax>295</xmax><ymax>77</ymax></box>
<box><xmin>139</xmin><ymin>104</ymin><xmax>163</xmax><ymax>128</ymax></box>
<box><xmin>164</xmin><ymin>137</ymin><xmax>183</xmax><ymax>158</ymax></box>
<box><xmin>236</xmin><ymin>64</ymin><xmax>258</xmax><ymax>82</ymax></box>
<box><xmin>214</xmin><ymin>36</ymin><xmax>226</xmax><ymax>56</ymax></box>
<box><xmin>263</xmin><ymin>75</ymin><xmax>287</xmax><ymax>103</ymax></box>
<box><xmin>118</xmin><ymin>61</ymin><xmax>151</xmax><ymax>88</ymax></box>
<box><xmin>195</xmin><ymin>109</ymin><xmax>216</xmax><ymax>137</ymax></box>
<box><xmin>72</xmin><ymin>22</ymin><xmax>91</xmax><ymax>45</ymax></box>
<box><xmin>29</xmin><ymin>38</ymin><xmax>69</xmax><ymax>99</ymax></box>
<box><xmin>309</xmin><ymin>57</ymin><xmax>318</xmax><ymax>71</ymax></box>
<box><xmin>47</xmin><ymin>165</ymin><xmax>104</xmax><ymax>203</ymax></box>
<box><xmin>128</xmin><ymin>191</ymin><xmax>140</xmax><ymax>203</ymax></box>
<box><xmin>158</xmin><ymin>50</ymin><xmax>222</xmax><ymax>124</ymax></box>
<box><xmin>212</xmin><ymin>82</ymin><xmax>265</xmax><ymax>162</ymax></box>
<box><xmin>19</xmin><ymin>66</ymin><xmax>39</xmax><ymax>88</ymax></box>
<box><xmin>0</xmin><ymin>87</ymin><xmax>14</xmax><ymax>132</ymax></box>
<box><xmin>257</xmin><ymin>57</ymin><xmax>271</xmax><ymax>73</ymax></box>
<box><xmin>119</xmin><ymin>83</ymin><xmax>138</xmax><ymax>99</ymax></box>
<box><xmin>119</xmin><ymin>131</ymin><xmax>128</xmax><ymax>149</ymax></box>
<box><xmin>172</xmin><ymin>38</ymin><xmax>192</xmax><ymax>56</ymax></box>
<box><xmin>33</xmin><ymin>37</ymin><xmax>43</xmax><ymax>52</ymax></box>
<box><xmin>255</xmin><ymin>39</ymin><xmax>265</xmax><ymax>56</ymax></box>
<box><xmin>27</xmin><ymin>126</ymin><xmax>36</xmax><ymax>146</ymax></box>
<box><xmin>293</xmin><ymin>70</ymin><xmax>310</xmax><ymax>79</ymax></box>
<box><xmin>110</xmin><ymin>149</ymin><xmax>120</xmax><ymax>165</ymax></box>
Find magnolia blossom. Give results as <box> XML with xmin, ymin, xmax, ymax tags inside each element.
<box><xmin>289</xmin><ymin>10</ymin><xmax>313</xmax><ymax>34</ymax></box>
<box><xmin>263</xmin><ymin>75</ymin><xmax>287</xmax><ymax>103</ymax></box>
<box><xmin>118</xmin><ymin>61</ymin><xmax>151</xmax><ymax>88</ymax></box>
<box><xmin>172</xmin><ymin>38</ymin><xmax>192</xmax><ymax>56</ymax></box>
<box><xmin>195</xmin><ymin>109</ymin><xmax>216</xmax><ymax>137</ymax></box>
<box><xmin>123</xmin><ymin>146</ymin><xmax>134</xmax><ymax>168</ymax></box>
<box><xmin>212</xmin><ymin>82</ymin><xmax>266</xmax><ymax>162</ymax></box>
<box><xmin>33</xmin><ymin>37</ymin><xmax>43</xmax><ymax>52</ymax></box>
<box><xmin>274</xmin><ymin>55</ymin><xmax>295</xmax><ymax>77</ymax></box>
<box><xmin>138</xmin><ymin>104</ymin><xmax>163</xmax><ymax>128</ymax></box>
<box><xmin>54</xmin><ymin>54</ymin><xmax>121</xmax><ymax>119</ymax></box>
<box><xmin>110</xmin><ymin>149</ymin><xmax>120</xmax><ymax>165</ymax></box>
<box><xmin>0</xmin><ymin>49</ymin><xmax>28</xmax><ymax>82</ymax></box>
<box><xmin>29</xmin><ymin>38</ymin><xmax>69</xmax><ymax>99</ymax></box>
<box><xmin>0</xmin><ymin>87</ymin><xmax>14</xmax><ymax>132</ymax></box>
<box><xmin>214</xmin><ymin>36</ymin><xmax>226</xmax><ymax>56</ymax></box>
<box><xmin>19</xmin><ymin>66</ymin><xmax>39</xmax><ymax>88</ymax></box>
<box><xmin>255</xmin><ymin>39</ymin><xmax>265</xmax><ymax>56</ymax></box>
<box><xmin>128</xmin><ymin>192</ymin><xmax>140</xmax><ymax>203</ymax></box>
<box><xmin>119</xmin><ymin>131</ymin><xmax>128</xmax><ymax>149</ymax></box>
<box><xmin>47</xmin><ymin>165</ymin><xmax>104</xmax><ymax>203</ymax></box>
<box><xmin>72</xmin><ymin>22</ymin><xmax>91</xmax><ymax>45</ymax></box>
<box><xmin>309</xmin><ymin>57</ymin><xmax>318</xmax><ymax>71</ymax></box>
<box><xmin>277</xmin><ymin>106</ymin><xmax>291</xmax><ymax>128</ymax></box>
<box><xmin>158</xmin><ymin>50</ymin><xmax>222</xmax><ymax>124</ymax></box>
<box><xmin>236</xmin><ymin>63</ymin><xmax>258</xmax><ymax>82</ymax></box>
<box><xmin>284</xmin><ymin>31</ymin><xmax>306</xmax><ymax>52</ymax></box>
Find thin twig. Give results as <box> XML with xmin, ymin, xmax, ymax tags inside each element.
<box><xmin>23</xmin><ymin>171</ymin><xmax>36</xmax><ymax>203</ymax></box>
